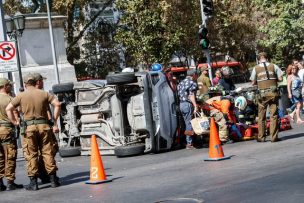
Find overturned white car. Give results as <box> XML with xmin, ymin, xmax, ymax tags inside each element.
<box><xmin>52</xmin><ymin>71</ymin><xmax>178</xmax><ymax>157</ymax></box>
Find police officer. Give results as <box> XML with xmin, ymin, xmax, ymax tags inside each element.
<box><xmin>0</xmin><ymin>78</ymin><xmax>23</xmax><ymax>191</ymax></box>
<box><xmin>32</xmin><ymin>73</ymin><xmax>59</xmax><ymax>184</ymax></box>
<box><xmin>6</xmin><ymin>73</ymin><xmax>61</xmax><ymax>190</ymax></box>
<box><xmin>250</xmin><ymin>52</ymin><xmax>283</xmax><ymax>142</ymax></box>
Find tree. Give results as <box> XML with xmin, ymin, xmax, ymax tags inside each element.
<box><xmin>207</xmin><ymin>0</ymin><xmax>257</xmax><ymax>63</ymax></box>
<box><xmin>251</xmin><ymin>0</ymin><xmax>304</xmax><ymax>65</ymax></box>
<box><xmin>115</xmin><ymin>0</ymin><xmax>202</xmax><ymax>68</ymax></box>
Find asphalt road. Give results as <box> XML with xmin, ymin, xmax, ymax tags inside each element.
<box><xmin>1</xmin><ymin>123</ymin><xmax>304</xmax><ymax>203</ymax></box>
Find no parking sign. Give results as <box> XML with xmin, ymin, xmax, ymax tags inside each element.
<box><xmin>0</xmin><ymin>41</ymin><xmax>18</xmax><ymax>72</ymax></box>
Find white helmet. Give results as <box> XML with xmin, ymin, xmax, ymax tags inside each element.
<box><xmin>235</xmin><ymin>96</ymin><xmax>247</xmax><ymax>110</ymax></box>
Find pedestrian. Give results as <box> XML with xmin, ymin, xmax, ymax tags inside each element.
<box><xmin>250</xmin><ymin>52</ymin><xmax>283</xmax><ymax>142</ymax></box>
<box><xmin>0</xmin><ymin>78</ymin><xmax>23</xmax><ymax>191</ymax></box>
<box><xmin>294</xmin><ymin>59</ymin><xmax>304</xmax><ymax>82</ymax></box>
<box><xmin>177</xmin><ymin>70</ymin><xmax>198</xmax><ymax>149</ymax></box>
<box><xmin>218</xmin><ymin>66</ymin><xmax>235</xmax><ymax>91</ymax></box>
<box><xmin>212</xmin><ymin>69</ymin><xmax>222</xmax><ymax>86</ymax></box>
<box><xmin>197</xmin><ymin>65</ymin><xmax>211</xmax><ymax>102</ymax></box>
<box><xmin>287</xmin><ymin>64</ymin><xmax>304</xmax><ymax>123</ymax></box>
<box><xmin>6</xmin><ymin>73</ymin><xmax>61</xmax><ymax>190</ymax></box>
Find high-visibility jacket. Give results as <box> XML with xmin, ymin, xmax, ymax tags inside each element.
<box><xmin>211</xmin><ymin>99</ymin><xmax>236</xmax><ymax>123</ymax></box>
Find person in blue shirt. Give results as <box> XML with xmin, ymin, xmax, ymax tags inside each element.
<box><xmin>177</xmin><ymin>71</ymin><xmax>198</xmax><ymax>149</ymax></box>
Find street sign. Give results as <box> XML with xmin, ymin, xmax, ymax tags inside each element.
<box><xmin>0</xmin><ymin>41</ymin><xmax>18</xmax><ymax>72</ymax></box>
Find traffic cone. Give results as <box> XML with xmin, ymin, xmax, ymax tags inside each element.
<box><xmin>85</xmin><ymin>135</ymin><xmax>112</xmax><ymax>184</ymax></box>
<box><xmin>204</xmin><ymin>118</ymin><xmax>231</xmax><ymax>161</ymax></box>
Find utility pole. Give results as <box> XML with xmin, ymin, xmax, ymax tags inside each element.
<box><xmin>0</xmin><ymin>0</ymin><xmax>12</xmax><ymax>80</ymax></box>
<box><xmin>46</xmin><ymin>0</ymin><xmax>60</xmax><ymax>84</ymax></box>
<box><xmin>199</xmin><ymin>0</ymin><xmax>213</xmax><ymax>84</ymax></box>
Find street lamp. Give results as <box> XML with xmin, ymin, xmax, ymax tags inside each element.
<box><xmin>5</xmin><ymin>12</ymin><xmax>25</xmax><ymax>91</ymax></box>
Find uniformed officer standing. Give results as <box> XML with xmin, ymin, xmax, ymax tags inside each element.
<box><xmin>250</xmin><ymin>52</ymin><xmax>283</xmax><ymax>142</ymax></box>
<box><xmin>0</xmin><ymin>78</ymin><xmax>23</xmax><ymax>191</ymax></box>
<box><xmin>32</xmin><ymin>73</ymin><xmax>59</xmax><ymax>184</ymax></box>
<box><xmin>6</xmin><ymin>74</ymin><xmax>61</xmax><ymax>190</ymax></box>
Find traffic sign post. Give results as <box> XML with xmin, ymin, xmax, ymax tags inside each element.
<box><xmin>0</xmin><ymin>41</ymin><xmax>18</xmax><ymax>72</ymax></box>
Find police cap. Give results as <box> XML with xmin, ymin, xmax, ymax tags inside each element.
<box><xmin>0</xmin><ymin>78</ymin><xmax>14</xmax><ymax>87</ymax></box>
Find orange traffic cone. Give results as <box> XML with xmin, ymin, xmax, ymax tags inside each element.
<box><xmin>85</xmin><ymin>135</ymin><xmax>112</xmax><ymax>184</ymax></box>
<box><xmin>204</xmin><ymin>118</ymin><xmax>231</xmax><ymax>161</ymax></box>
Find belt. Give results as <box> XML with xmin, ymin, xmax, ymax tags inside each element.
<box><xmin>259</xmin><ymin>87</ymin><xmax>278</xmax><ymax>93</ymax></box>
<box><xmin>25</xmin><ymin>119</ymin><xmax>48</xmax><ymax>126</ymax></box>
<box><xmin>0</xmin><ymin>121</ymin><xmax>13</xmax><ymax>128</ymax></box>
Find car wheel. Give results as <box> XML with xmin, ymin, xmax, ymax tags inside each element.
<box><xmin>106</xmin><ymin>73</ymin><xmax>137</xmax><ymax>85</ymax></box>
<box><xmin>59</xmin><ymin>147</ymin><xmax>81</xmax><ymax>157</ymax></box>
<box><xmin>52</xmin><ymin>82</ymin><xmax>74</xmax><ymax>94</ymax></box>
<box><xmin>114</xmin><ymin>144</ymin><xmax>145</xmax><ymax>157</ymax></box>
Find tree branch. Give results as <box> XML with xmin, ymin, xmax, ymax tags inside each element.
<box><xmin>67</xmin><ymin>0</ymin><xmax>114</xmax><ymax>53</ymax></box>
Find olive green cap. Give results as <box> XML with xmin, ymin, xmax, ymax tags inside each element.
<box><xmin>0</xmin><ymin>78</ymin><xmax>14</xmax><ymax>87</ymax></box>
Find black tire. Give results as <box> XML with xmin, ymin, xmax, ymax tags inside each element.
<box><xmin>59</xmin><ymin>147</ymin><xmax>81</xmax><ymax>157</ymax></box>
<box><xmin>106</xmin><ymin>73</ymin><xmax>137</xmax><ymax>85</ymax></box>
<box><xmin>114</xmin><ymin>144</ymin><xmax>145</xmax><ymax>157</ymax></box>
<box><xmin>52</xmin><ymin>82</ymin><xmax>74</xmax><ymax>94</ymax></box>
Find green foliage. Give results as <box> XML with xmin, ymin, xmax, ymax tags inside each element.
<box><xmin>252</xmin><ymin>0</ymin><xmax>304</xmax><ymax>65</ymax></box>
<box><xmin>115</xmin><ymin>0</ymin><xmax>201</xmax><ymax>68</ymax></box>
<box><xmin>207</xmin><ymin>0</ymin><xmax>257</xmax><ymax>62</ymax></box>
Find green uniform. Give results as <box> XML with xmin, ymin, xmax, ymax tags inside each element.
<box><xmin>0</xmin><ymin>93</ymin><xmax>17</xmax><ymax>181</ymax></box>
<box><xmin>197</xmin><ymin>75</ymin><xmax>211</xmax><ymax>102</ymax></box>
<box><xmin>10</xmin><ymin>86</ymin><xmax>58</xmax><ymax>177</ymax></box>
<box><xmin>250</xmin><ymin>62</ymin><xmax>283</xmax><ymax>141</ymax></box>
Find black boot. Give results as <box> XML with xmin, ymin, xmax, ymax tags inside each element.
<box><xmin>25</xmin><ymin>177</ymin><xmax>38</xmax><ymax>191</ymax></box>
<box><xmin>0</xmin><ymin>178</ymin><xmax>6</xmax><ymax>191</ymax></box>
<box><xmin>50</xmin><ymin>173</ymin><xmax>60</xmax><ymax>188</ymax></box>
<box><xmin>6</xmin><ymin>180</ymin><xmax>23</xmax><ymax>191</ymax></box>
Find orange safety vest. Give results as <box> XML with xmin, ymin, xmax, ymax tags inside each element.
<box><xmin>211</xmin><ymin>99</ymin><xmax>236</xmax><ymax>123</ymax></box>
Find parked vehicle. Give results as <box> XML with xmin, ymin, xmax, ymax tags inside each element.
<box><xmin>198</xmin><ymin>61</ymin><xmax>250</xmax><ymax>84</ymax></box>
<box><xmin>52</xmin><ymin>71</ymin><xmax>178</xmax><ymax>157</ymax></box>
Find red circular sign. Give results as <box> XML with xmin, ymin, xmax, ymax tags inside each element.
<box><xmin>0</xmin><ymin>42</ymin><xmax>16</xmax><ymax>61</ymax></box>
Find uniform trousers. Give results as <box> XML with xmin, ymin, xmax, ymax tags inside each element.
<box><xmin>0</xmin><ymin>126</ymin><xmax>17</xmax><ymax>181</ymax></box>
<box><xmin>22</xmin><ymin>124</ymin><xmax>57</xmax><ymax>177</ymax></box>
<box><xmin>257</xmin><ymin>95</ymin><xmax>279</xmax><ymax>141</ymax></box>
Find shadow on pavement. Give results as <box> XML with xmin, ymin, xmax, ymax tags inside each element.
<box><xmin>61</xmin><ymin>171</ymin><xmax>90</xmax><ymax>186</ymax></box>
<box><xmin>60</xmin><ymin>171</ymin><xmax>123</xmax><ymax>186</ymax></box>
<box><xmin>281</xmin><ymin>133</ymin><xmax>304</xmax><ymax>141</ymax></box>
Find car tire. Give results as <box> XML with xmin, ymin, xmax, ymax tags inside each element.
<box><xmin>52</xmin><ymin>82</ymin><xmax>74</xmax><ymax>94</ymax></box>
<box><xmin>59</xmin><ymin>147</ymin><xmax>81</xmax><ymax>157</ymax></box>
<box><xmin>106</xmin><ymin>73</ymin><xmax>137</xmax><ymax>85</ymax></box>
<box><xmin>114</xmin><ymin>144</ymin><xmax>145</xmax><ymax>157</ymax></box>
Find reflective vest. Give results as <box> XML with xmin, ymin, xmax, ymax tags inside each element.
<box><xmin>255</xmin><ymin>63</ymin><xmax>278</xmax><ymax>90</ymax></box>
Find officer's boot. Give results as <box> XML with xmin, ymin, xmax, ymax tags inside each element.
<box><xmin>0</xmin><ymin>178</ymin><xmax>6</xmax><ymax>191</ymax></box>
<box><xmin>25</xmin><ymin>177</ymin><xmax>38</xmax><ymax>191</ymax></box>
<box><xmin>50</xmin><ymin>173</ymin><xmax>60</xmax><ymax>188</ymax></box>
<box><xmin>6</xmin><ymin>180</ymin><xmax>24</xmax><ymax>191</ymax></box>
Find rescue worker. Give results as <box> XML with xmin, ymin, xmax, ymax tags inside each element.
<box><xmin>32</xmin><ymin>73</ymin><xmax>59</xmax><ymax>184</ymax></box>
<box><xmin>177</xmin><ymin>70</ymin><xmax>198</xmax><ymax>149</ymax></box>
<box><xmin>0</xmin><ymin>78</ymin><xmax>23</xmax><ymax>191</ymax></box>
<box><xmin>197</xmin><ymin>65</ymin><xmax>211</xmax><ymax>102</ymax></box>
<box><xmin>250</xmin><ymin>52</ymin><xmax>283</xmax><ymax>142</ymax></box>
<box><xmin>207</xmin><ymin>98</ymin><xmax>235</xmax><ymax>144</ymax></box>
<box><xmin>6</xmin><ymin>73</ymin><xmax>61</xmax><ymax>190</ymax></box>
<box><xmin>218</xmin><ymin>66</ymin><xmax>235</xmax><ymax>91</ymax></box>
